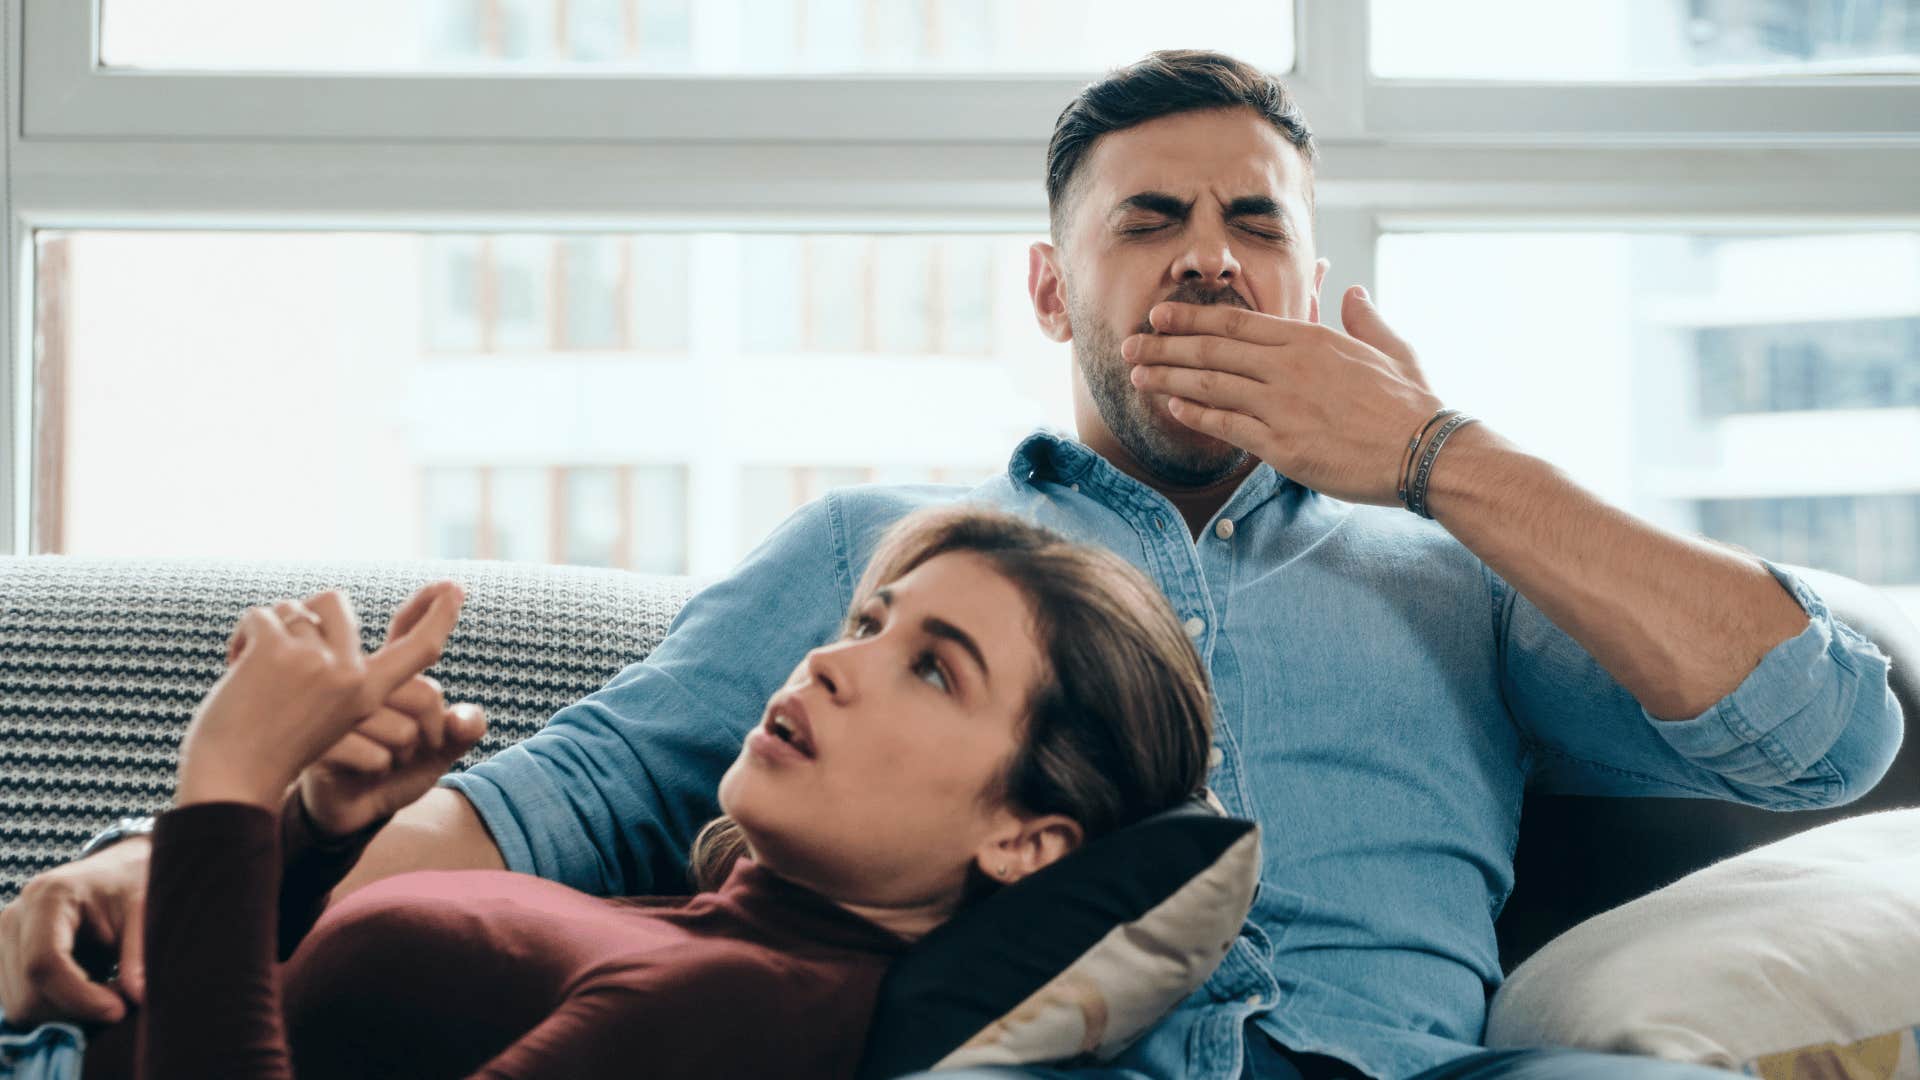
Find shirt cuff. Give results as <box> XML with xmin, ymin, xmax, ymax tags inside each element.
<box><xmin>437</xmin><ymin>768</ymin><xmax>538</xmax><ymax>877</ymax></box>
<box><xmin>1648</xmin><ymin>560</ymin><xmax>1888</xmax><ymax>793</ymax></box>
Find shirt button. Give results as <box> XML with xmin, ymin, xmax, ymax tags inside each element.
<box><xmin>1184</xmin><ymin>616</ymin><xmax>1206</xmax><ymax>637</ymax></box>
<box><xmin>1214</xmin><ymin>518</ymin><xmax>1235</xmax><ymax>540</ymax></box>
<box><xmin>1207</xmin><ymin>745</ymin><xmax>1225</xmax><ymax>769</ymax></box>
<box><xmin>1070</xmin><ymin>483</ymin><xmax>1080</xmax><ymax>492</ymax></box>
<box><xmin>1246</xmin><ymin>993</ymin><xmax>1266</xmax><ymax>1008</ymax></box>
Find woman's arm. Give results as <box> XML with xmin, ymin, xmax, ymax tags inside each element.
<box><xmin>139</xmin><ymin>587</ymin><xmax>467</xmax><ymax>1079</ymax></box>
<box><xmin>141</xmin><ymin>803</ymin><xmax>297</xmax><ymax>1080</ymax></box>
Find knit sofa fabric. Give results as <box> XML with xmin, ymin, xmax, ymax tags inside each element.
<box><xmin>0</xmin><ymin>556</ymin><xmax>699</xmax><ymax>903</ymax></box>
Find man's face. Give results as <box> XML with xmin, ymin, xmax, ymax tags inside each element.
<box><xmin>1033</xmin><ymin>106</ymin><xmax>1329</xmax><ymax>487</ymax></box>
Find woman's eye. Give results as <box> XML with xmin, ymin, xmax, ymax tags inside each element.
<box><xmin>847</xmin><ymin>614</ymin><xmax>878</xmax><ymax>638</ymax></box>
<box><xmin>914</xmin><ymin>652</ymin><xmax>951</xmax><ymax>694</ymax></box>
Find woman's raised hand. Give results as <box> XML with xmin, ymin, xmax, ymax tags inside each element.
<box><xmin>174</xmin><ymin>582</ymin><xmax>467</xmax><ymax>813</ymax></box>
<box><xmin>295</xmin><ymin>584</ymin><xmax>490</xmax><ymax>839</ymax></box>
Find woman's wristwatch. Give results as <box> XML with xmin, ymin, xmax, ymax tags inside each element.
<box><xmin>77</xmin><ymin>815</ymin><xmax>157</xmax><ymax>859</ymax></box>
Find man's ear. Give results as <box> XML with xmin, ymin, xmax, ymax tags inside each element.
<box><xmin>1029</xmin><ymin>241</ymin><xmax>1073</xmax><ymax>343</ymax></box>
<box><xmin>1309</xmin><ymin>256</ymin><xmax>1330</xmax><ymax>325</ymax></box>
<box><xmin>976</xmin><ymin>812</ymin><xmax>1085</xmax><ymax>885</ymax></box>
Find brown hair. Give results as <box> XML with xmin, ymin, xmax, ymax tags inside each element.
<box><xmin>1045</xmin><ymin>49</ymin><xmax>1317</xmax><ymax>243</ymax></box>
<box><xmin>689</xmin><ymin>505</ymin><xmax>1214</xmax><ymax>892</ymax></box>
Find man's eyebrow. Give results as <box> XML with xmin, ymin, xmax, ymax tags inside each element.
<box><xmin>1112</xmin><ymin>191</ymin><xmax>1193</xmax><ymax>221</ymax></box>
<box><xmin>1225</xmin><ymin>195</ymin><xmax>1287</xmax><ymax>224</ymax></box>
<box><xmin>873</xmin><ymin>587</ymin><xmax>992</xmax><ymax>683</ymax></box>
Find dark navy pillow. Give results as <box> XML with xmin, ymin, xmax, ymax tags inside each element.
<box><xmin>858</xmin><ymin>801</ymin><xmax>1260</xmax><ymax>1078</ymax></box>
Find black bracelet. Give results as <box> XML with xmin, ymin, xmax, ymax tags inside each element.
<box><xmin>1408</xmin><ymin>414</ymin><xmax>1481</xmax><ymax>519</ymax></box>
<box><xmin>1398</xmin><ymin>408</ymin><xmax>1459</xmax><ymax>511</ymax></box>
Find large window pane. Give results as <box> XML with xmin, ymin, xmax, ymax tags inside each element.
<box><xmin>102</xmin><ymin>0</ymin><xmax>1293</xmax><ymax>74</ymax></box>
<box><xmin>35</xmin><ymin>229</ymin><xmax>1065</xmax><ymax>577</ymax></box>
<box><xmin>630</xmin><ymin>466</ymin><xmax>689</xmax><ymax>574</ymax></box>
<box><xmin>564</xmin><ymin>467</ymin><xmax>623</xmax><ymax>566</ymax></box>
<box><xmin>1373</xmin><ymin>0</ymin><xmax>1920</xmax><ymax>79</ymax></box>
<box><xmin>1376</xmin><ymin>229</ymin><xmax>1920</xmax><ymax>626</ymax></box>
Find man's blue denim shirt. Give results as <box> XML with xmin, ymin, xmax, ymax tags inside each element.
<box><xmin>442</xmin><ymin>428</ymin><xmax>1902</xmax><ymax>1080</ymax></box>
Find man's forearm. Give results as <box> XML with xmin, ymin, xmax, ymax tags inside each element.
<box><xmin>1425</xmin><ymin>424</ymin><xmax>1809</xmax><ymax>720</ymax></box>
<box><xmin>325</xmin><ymin>786</ymin><xmax>506</xmax><ymax>908</ymax></box>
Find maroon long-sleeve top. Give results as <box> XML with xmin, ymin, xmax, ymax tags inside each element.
<box><xmin>116</xmin><ymin>801</ymin><xmax>908</xmax><ymax>1080</ymax></box>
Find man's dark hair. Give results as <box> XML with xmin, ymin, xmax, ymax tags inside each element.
<box><xmin>1045</xmin><ymin>49</ymin><xmax>1317</xmax><ymax>243</ymax></box>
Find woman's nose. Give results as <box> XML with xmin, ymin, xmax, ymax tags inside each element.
<box><xmin>806</xmin><ymin>644</ymin><xmax>854</xmax><ymax>702</ymax></box>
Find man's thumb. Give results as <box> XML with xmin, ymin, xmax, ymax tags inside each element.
<box><xmin>1341</xmin><ymin>285</ymin><xmax>1414</xmax><ymax>363</ymax></box>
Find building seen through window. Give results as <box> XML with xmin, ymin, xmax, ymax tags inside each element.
<box><xmin>1372</xmin><ymin>0</ymin><xmax>1919</xmax><ymax>78</ymax></box>
<box><xmin>101</xmin><ymin>0</ymin><xmax>1293</xmax><ymax>74</ymax></box>
<box><xmin>1379</xmin><ymin>229</ymin><xmax>1920</xmax><ymax>627</ymax></box>
<box><xmin>33</xmin><ymin>230</ymin><xmax>1063</xmax><ymax>577</ymax></box>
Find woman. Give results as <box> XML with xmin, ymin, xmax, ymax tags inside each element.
<box><xmin>126</xmin><ymin>506</ymin><xmax>1214</xmax><ymax>1079</ymax></box>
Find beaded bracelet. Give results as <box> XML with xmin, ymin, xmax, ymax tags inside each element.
<box><xmin>1397</xmin><ymin>408</ymin><xmax>1459</xmax><ymax>512</ymax></box>
<box><xmin>1408</xmin><ymin>413</ymin><xmax>1480</xmax><ymax>519</ymax></box>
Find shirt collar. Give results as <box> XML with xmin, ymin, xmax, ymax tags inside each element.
<box><xmin>1006</xmin><ymin>426</ymin><xmax>1288</xmax><ymax>520</ymax></box>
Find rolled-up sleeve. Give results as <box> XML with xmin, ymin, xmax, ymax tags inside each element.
<box><xmin>1647</xmin><ymin>561</ymin><xmax>1902</xmax><ymax>806</ymax></box>
<box><xmin>1499</xmin><ymin>560</ymin><xmax>1903</xmax><ymax>809</ymax></box>
<box><xmin>439</xmin><ymin>496</ymin><xmax>853</xmax><ymax>897</ymax></box>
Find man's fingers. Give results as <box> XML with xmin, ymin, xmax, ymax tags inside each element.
<box><xmin>1148</xmin><ymin>301</ymin><xmax>1296</xmax><ymax>345</ymax></box>
<box><xmin>362</xmin><ymin>584</ymin><xmax>464</xmax><ymax>707</ymax></box>
<box><xmin>1166</xmin><ymin>395</ymin><xmax>1269</xmax><ymax>455</ymax></box>
<box><xmin>1345</xmin><ymin>285</ymin><xmax>1434</xmax><ymax>394</ymax></box>
<box><xmin>1130</xmin><ymin>362</ymin><xmax>1266</xmax><ymax>415</ymax></box>
<box><xmin>16</xmin><ymin>899</ymin><xmax>126</xmax><ymax>1026</ymax></box>
<box><xmin>116</xmin><ymin>892</ymin><xmax>146</xmax><ymax>1006</ymax></box>
<box><xmin>1123</xmin><ymin>332</ymin><xmax>1273</xmax><ymax>381</ymax></box>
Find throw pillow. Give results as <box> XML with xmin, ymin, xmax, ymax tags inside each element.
<box><xmin>857</xmin><ymin>799</ymin><xmax>1260</xmax><ymax>1079</ymax></box>
<box><xmin>1486</xmin><ymin>808</ymin><xmax>1920</xmax><ymax>1076</ymax></box>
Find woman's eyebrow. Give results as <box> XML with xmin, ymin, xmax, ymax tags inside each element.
<box><xmin>874</xmin><ymin>586</ymin><xmax>992</xmax><ymax>683</ymax></box>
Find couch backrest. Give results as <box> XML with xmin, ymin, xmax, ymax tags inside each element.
<box><xmin>0</xmin><ymin>556</ymin><xmax>695</xmax><ymax>903</ymax></box>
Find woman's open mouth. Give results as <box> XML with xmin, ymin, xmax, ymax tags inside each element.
<box><xmin>751</xmin><ymin>695</ymin><xmax>817</xmax><ymax>761</ymax></box>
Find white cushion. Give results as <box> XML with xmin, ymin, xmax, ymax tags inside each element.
<box><xmin>1487</xmin><ymin>808</ymin><xmax>1920</xmax><ymax>1074</ymax></box>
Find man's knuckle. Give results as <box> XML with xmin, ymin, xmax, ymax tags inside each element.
<box><xmin>22</xmin><ymin>952</ymin><xmax>61</xmax><ymax>984</ymax></box>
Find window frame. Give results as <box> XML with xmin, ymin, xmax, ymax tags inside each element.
<box><xmin>6</xmin><ymin>0</ymin><xmax>1920</xmax><ymax>553</ymax></box>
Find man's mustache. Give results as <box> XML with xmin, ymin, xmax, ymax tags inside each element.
<box><xmin>1135</xmin><ymin>283</ymin><xmax>1252</xmax><ymax>334</ymax></box>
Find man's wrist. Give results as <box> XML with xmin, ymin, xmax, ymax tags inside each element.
<box><xmin>1421</xmin><ymin>421</ymin><xmax>1514</xmax><ymax>522</ymax></box>
<box><xmin>77</xmin><ymin>816</ymin><xmax>156</xmax><ymax>860</ymax></box>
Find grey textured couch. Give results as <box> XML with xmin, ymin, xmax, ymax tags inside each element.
<box><xmin>2</xmin><ymin>555</ymin><xmax>1914</xmax><ymax>973</ymax></box>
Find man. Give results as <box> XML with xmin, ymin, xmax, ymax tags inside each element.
<box><xmin>0</xmin><ymin>51</ymin><xmax>1900</xmax><ymax>1080</ymax></box>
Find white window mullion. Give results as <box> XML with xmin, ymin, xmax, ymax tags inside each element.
<box><xmin>1289</xmin><ymin>0</ymin><xmax>1369</xmax><ymax>140</ymax></box>
<box><xmin>1311</xmin><ymin>207</ymin><xmax>1379</xmax><ymax>336</ymax></box>
<box><xmin>3</xmin><ymin>0</ymin><xmax>19</xmax><ymax>556</ymax></box>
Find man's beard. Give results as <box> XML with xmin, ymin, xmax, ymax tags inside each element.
<box><xmin>1070</xmin><ymin>280</ymin><xmax>1253</xmax><ymax>488</ymax></box>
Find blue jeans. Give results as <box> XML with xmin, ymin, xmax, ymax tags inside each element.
<box><xmin>896</xmin><ymin>1030</ymin><xmax>1743</xmax><ymax>1080</ymax></box>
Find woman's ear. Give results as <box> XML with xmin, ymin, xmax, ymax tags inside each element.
<box><xmin>976</xmin><ymin>813</ymin><xmax>1085</xmax><ymax>885</ymax></box>
<box><xmin>1028</xmin><ymin>242</ymin><xmax>1073</xmax><ymax>343</ymax></box>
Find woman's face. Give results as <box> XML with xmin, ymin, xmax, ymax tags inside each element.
<box><xmin>716</xmin><ymin>550</ymin><xmax>1063</xmax><ymax>918</ymax></box>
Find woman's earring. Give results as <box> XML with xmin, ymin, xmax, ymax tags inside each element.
<box><xmin>998</xmin><ymin>863</ymin><xmax>1010</xmax><ymax>878</ymax></box>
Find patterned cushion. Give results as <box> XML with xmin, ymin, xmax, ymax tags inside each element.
<box><xmin>0</xmin><ymin>556</ymin><xmax>698</xmax><ymax>903</ymax></box>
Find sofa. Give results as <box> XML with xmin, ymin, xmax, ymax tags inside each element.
<box><xmin>2</xmin><ymin>554</ymin><xmax>1915</xmax><ymax>976</ymax></box>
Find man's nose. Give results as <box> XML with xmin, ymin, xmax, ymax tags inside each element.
<box><xmin>1172</xmin><ymin>229</ymin><xmax>1241</xmax><ymax>286</ymax></box>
